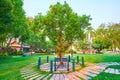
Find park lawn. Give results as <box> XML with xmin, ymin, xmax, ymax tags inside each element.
<box><xmin>72</xmin><ymin>54</ymin><xmax>120</xmax><ymax>63</ymax></box>
<box><xmin>91</xmin><ymin>64</ymin><xmax>120</xmax><ymax>80</ymax></box>
<box><xmin>106</xmin><ymin>65</ymin><xmax>120</xmax><ymax>70</ymax></box>
<box><xmin>0</xmin><ymin>54</ymin><xmax>54</xmax><ymax>80</ymax></box>
<box><xmin>0</xmin><ymin>53</ymin><xmax>120</xmax><ymax>80</ymax></box>
<box><xmin>91</xmin><ymin>72</ymin><xmax>120</xmax><ymax>80</ymax></box>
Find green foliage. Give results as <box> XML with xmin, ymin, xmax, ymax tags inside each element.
<box><xmin>33</xmin><ymin>2</ymin><xmax>91</xmax><ymax>57</ymax></box>
<box><xmin>108</xmin><ymin>23</ymin><xmax>120</xmax><ymax>50</ymax></box>
<box><xmin>78</xmin><ymin>40</ymin><xmax>90</xmax><ymax>50</ymax></box>
<box><xmin>0</xmin><ymin>0</ymin><xmax>12</xmax><ymax>30</ymax></box>
<box><xmin>0</xmin><ymin>47</ymin><xmax>23</xmax><ymax>56</ymax></box>
<box><xmin>92</xmin><ymin>36</ymin><xmax>111</xmax><ymax>52</ymax></box>
<box><xmin>0</xmin><ymin>0</ymin><xmax>29</xmax><ymax>47</ymax></box>
<box><xmin>94</xmin><ymin>23</ymin><xmax>120</xmax><ymax>51</ymax></box>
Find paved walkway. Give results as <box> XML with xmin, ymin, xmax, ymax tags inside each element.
<box><xmin>50</xmin><ymin>74</ymin><xmax>67</xmax><ymax>80</ymax></box>
<box><xmin>40</xmin><ymin>62</ymin><xmax>81</xmax><ymax>72</ymax></box>
<box><xmin>65</xmin><ymin>64</ymin><xmax>105</xmax><ymax>80</ymax></box>
<box><xmin>104</xmin><ymin>68</ymin><xmax>120</xmax><ymax>74</ymax></box>
<box><xmin>20</xmin><ymin>63</ymin><xmax>52</xmax><ymax>80</ymax></box>
<box><xmin>20</xmin><ymin>62</ymin><xmax>120</xmax><ymax>80</ymax></box>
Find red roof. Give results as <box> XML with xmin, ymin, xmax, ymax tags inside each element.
<box><xmin>11</xmin><ymin>41</ymin><xmax>19</xmax><ymax>45</ymax></box>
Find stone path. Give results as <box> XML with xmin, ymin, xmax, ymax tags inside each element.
<box><xmin>20</xmin><ymin>62</ymin><xmax>120</xmax><ymax>80</ymax></box>
<box><xmin>104</xmin><ymin>68</ymin><xmax>120</xmax><ymax>74</ymax></box>
<box><xmin>50</xmin><ymin>74</ymin><xmax>67</xmax><ymax>80</ymax></box>
<box><xmin>65</xmin><ymin>64</ymin><xmax>105</xmax><ymax>80</ymax></box>
<box><xmin>40</xmin><ymin>62</ymin><xmax>80</xmax><ymax>72</ymax></box>
<box><xmin>64</xmin><ymin>62</ymin><xmax>120</xmax><ymax>80</ymax></box>
<box><xmin>20</xmin><ymin>63</ymin><xmax>51</xmax><ymax>80</ymax></box>
<box><xmin>97</xmin><ymin>62</ymin><xmax>120</xmax><ymax>75</ymax></box>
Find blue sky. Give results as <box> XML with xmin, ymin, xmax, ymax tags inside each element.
<box><xmin>23</xmin><ymin>0</ymin><xmax>120</xmax><ymax>29</ymax></box>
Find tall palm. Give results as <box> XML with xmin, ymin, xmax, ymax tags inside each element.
<box><xmin>86</xmin><ymin>26</ymin><xmax>95</xmax><ymax>43</ymax></box>
<box><xmin>95</xmin><ymin>24</ymin><xmax>108</xmax><ymax>38</ymax></box>
<box><xmin>85</xmin><ymin>26</ymin><xmax>95</xmax><ymax>54</ymax></box>
<box><xmin>108</xmin><ymin>23</ymin><xmax>120</xmax><ymax>51</ymax></box>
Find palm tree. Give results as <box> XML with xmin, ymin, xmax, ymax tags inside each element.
<box><xmin>85</xmin><ymin>26</ymin><xmax>95</xmax><ymax>54</ymax></box>
<box><xmin>108</xmin><ymin>23</ymin><xmax>120</xmax><ymax>52</ymax></box>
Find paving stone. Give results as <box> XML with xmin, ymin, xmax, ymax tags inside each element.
<box><xmin>71</xmin><ymin>74</ymin><xmax>81</xmax><ymax>80</ymax></box>
<box><xmin>64</xmin><ymin>77</ymin><xmax>69</xmax><ymax>80</ymax></box>
<box><xmin>104</xmin><ymin>68</ymin><xmax>120</xmax><ymax>74</ymax></box>
<box><xmin>22</xmin><ymin>73</ymin><xmax>37</xmax><ymax>77</ymax></box>
<box><xmin>59</xmin><ymin>74</ymin><xmax>65</xmax><ymax>80</ymax></box>
<box><xmin>86</xmin><ymin>67</ymin><xmax>101</xmax><ymax>73</ymax></box>
<box><xmin>24</xmin><ymin>73</ymin><xmax>39</xmax><ymax>79</ymax></box>
<box><xmin>66</xmin><ymin>73</ymin><xmax>81</xmax><ymax>80</ymax></box>
<box><xmin>65</xmin><ymin>74</ymin><xmax>78</xmax><ymax>80</ymax></box>
<box><xmin>109</xmin><ymin>69</ymin><xmax>115</xmax><ymax>73</ymax></box>
<box><xmin>73</xmin><ymin>72</ymin><xmax>91</xmax><ymax>80</ymax></box>
<box><xmin>54</xmin><ymin>74</ymin><xmax>60</xmax><ymax>80</ymax></box>
<box><xmin>50</xmin><ymin>74</ymin><xmax>56</xmax><ymax>80</ymax></box>
<box><xmin>114</xmin><ymin>69</ymin><xmax>120</xmax><ymax>74</ymax></box>
<box><xmin>50</xmin><ymin>74</ymin><xmax>67</xmax><ymax>80</ymax></box>
<box><xmin>36</xmin><ymin>75</ymin><xmax>45</xmax><ymax>80</ymax></box>
<box><xmin>63</xmin><ymin>74</ymin><xmax>67</xmax><ymax>77</ymax></box>
<box><xmin>29</xmin><ymin>74</ymin><xmax>42</xmax><ymax>80</ymax></box>
<box><xmin>43</xmin><ymin>74</ymin><xmax>52</xmax><ymax>80</ymax></box>
<box><xmin>81</xmin><ymin>70</ymin><xmax>97</xmax><ymax>77</ymax></box>
<box><xmin>21</xmin><ymin>72</ymin><xmax>37</xmax><ymax>75</ymax></box>
<box><xmin>87</xmin><ymin>69</ymin><xmax>100</xmax><ymax>74</ymax></box>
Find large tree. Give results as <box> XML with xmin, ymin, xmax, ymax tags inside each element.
<box><xmin>0</xmin><ymin>0</ymin><xmax>29</xmax><ymax>47</ymax></box>
<box><xmin>0</xmin><ymin>0</ymin><xmax>13</xmax><ymax>46</ymax></box>
<box><xmin>34</xmin><ymin>2</ymin><xmax>91</xmax><ymax>59</ymax></box>
<box><xmin>0</xmin><ymin>0</ymin><xmax>12</xmax><ymax>33</ymax></box>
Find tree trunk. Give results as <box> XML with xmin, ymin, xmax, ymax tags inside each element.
<box><xmin>70</xmin><ymin>44</ymin><xmax>73</xmax><ymax>56</ymax></box>
<box><xmin>57</xmin><ymin>30</ymin><xmax>64</xmax><ymax>65</ymax></box>
<box><xmin>58</xmin><ymin>52</ymin><xmax>63</xmax><ymax>65</ymax></box>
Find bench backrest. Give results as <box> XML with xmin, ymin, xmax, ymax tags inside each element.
<box><xmin>55</xmin><ymin>58</ymin><xmax>68</xmax><ymax>62</ymax></box>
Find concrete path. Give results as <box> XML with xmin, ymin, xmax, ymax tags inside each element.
<box><xmin>104</xmin><ymin>68</ymin><xmax>120</xmax><ymax>74</ymax></box>
<box><xmin>50</xmin><ymin>74</ymin><xmax>67</xmax><ymax>80</ymax></box>
<box><xmin>20</xmin><ymin>62</ymin><xmax>120</xmax><ymax>80</ymax></box>
<box><xmin>20</xmin><ymin>63</ymin><xmax>51</xmax><ymax>80</ymax></box>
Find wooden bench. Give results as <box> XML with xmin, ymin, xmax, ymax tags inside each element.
<box><xmin>55</xmin><ymin>58</ymin><xmax>68</xmax><ymax>68</ymax></box>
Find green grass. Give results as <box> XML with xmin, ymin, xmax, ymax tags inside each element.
<box><xmin>91</xmin><ymin>72</ymin><xmax>120</xmax><ymax>80</ymax></box>
<box><xmin>0</xmin><ymin>54</ymin><xmax>54</xmax><ymax>80</ymax></box>
<box><xmin>0</xmin><ymin>53</ymin><xmax>120</xmax><ymax>80</ymax></box>
<box><xmin>106</xmin><ymin>65</ymin><xmax>120</xmax><ymax>70</ymax></box>
<box><xmin>72</xmin><ymin>54</ymin><xmax>120</xmax><ymax>63</ymax></box>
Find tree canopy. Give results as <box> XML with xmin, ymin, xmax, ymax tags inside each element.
<box><xmin>33</xmin><ymin>2</ymin><xmax>91</xmax><ymax>57</ymax></box>
<box><xmin>0</xmin><ymin>0</ymin><xmax>29</xmax><ymax>47</ymax></box>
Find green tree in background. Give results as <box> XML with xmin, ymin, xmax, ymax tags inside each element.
<box><xmin>108</xmin><ymin>23</ymin><xmax>120</xmax><ymax>51</ymax></box>
<box><xmin>92</xmin><ymin>35</ymin><xmax>111</xmax><ymax>52</ymax></box>
<box><xmin>94</xmin><ymin>23</ymin><xmax>120</xmax><ymax>52</ymax></box>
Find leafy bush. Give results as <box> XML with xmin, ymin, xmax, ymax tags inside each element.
<box><xmin>92</xmin><ymin>36</ymin><xmax>111</xmax><ymax>52</ymax></box>
<box><xmin>0</xmin><ymin>47</ymin><xmax>23</xmax><ymax>56</ymax></box>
